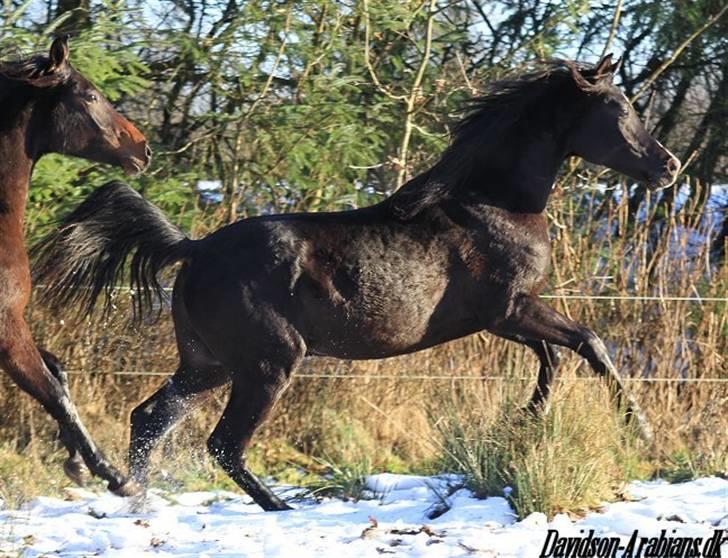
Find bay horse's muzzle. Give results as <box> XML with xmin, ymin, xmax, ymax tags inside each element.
<box><xmin>119</xmin><ymin>138</ymin><xmax>152</xmax><ymax>176</ymax></box>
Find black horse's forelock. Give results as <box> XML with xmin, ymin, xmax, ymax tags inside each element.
<box><xmin>31</xmin><ymin>181</ymin><xmax>191</xmax><ymax>322</ymax></box>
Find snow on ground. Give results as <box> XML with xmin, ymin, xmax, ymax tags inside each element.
<box><xmin>0</xmin><ymin>475</ymin><xmax>726</xmax><ymax>557</ymax></box>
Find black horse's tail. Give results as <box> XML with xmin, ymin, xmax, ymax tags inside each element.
<box><xmin>32</xmin><ymin>181</ymin><xmax>195</xmax><ymax>321</ymax></box>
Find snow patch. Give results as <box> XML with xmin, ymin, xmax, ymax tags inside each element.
<box><xmin>0</xmin><ymin>475</ymin><xmax>725</xmax><ymax>557</ymax></box>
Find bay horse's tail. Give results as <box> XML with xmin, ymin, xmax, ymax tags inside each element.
<box><xmin>32</xmin><ymin>181</ymin><xmax>194</xmax><ymax>321</ymax></box>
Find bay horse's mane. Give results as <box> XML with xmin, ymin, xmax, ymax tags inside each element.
<box><xmin>388</xmin><ymin>59</ymin><xmax>608</xmax><ymax>219</ymax></box>
<box><xmin>0</xmin><ymin>53</ymin><xmax>69</xmax><ymax>88</ymax></box>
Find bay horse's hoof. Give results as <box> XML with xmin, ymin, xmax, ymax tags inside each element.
<box><xmin>63</xmin><ymin>456</ymin><xmax>89</xmax><ymax>487</ymax></box>
<box><xmin>109</xmin><ymin>478</ymin><xmax>144</xmax><ymax>497</ymax></box>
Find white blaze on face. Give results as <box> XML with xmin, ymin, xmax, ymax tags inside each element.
<box><xmin>655</xmin><ymin>138</ymin><xmax>679</xmax><ymax>167</ymax></box>
<box><xmin>622</xmin><ymin>92</ymin><xmax>681</xmax><ymax>188</ymax></box>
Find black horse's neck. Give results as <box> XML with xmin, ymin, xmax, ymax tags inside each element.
<box><xmin>388</xmin><ymin>71</ymin><xmax>581</xmax><ymax>219</ymax></box>
<box><xmin>387</xmin><ymin>130</ymin><xmax>569</xmax><ymax>218</ymax></box>
<box><xmin>450</xmin><ymin>127</ymin><xmax>567</xmax><ymax>214</ymax></box>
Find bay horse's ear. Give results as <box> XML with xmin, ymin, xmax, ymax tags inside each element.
<box><xmin>48</xmin><ymin>36</ymin><xmax>70</xmax><ymax>72</ymax></box>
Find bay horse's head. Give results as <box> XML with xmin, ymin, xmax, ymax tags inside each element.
<box><xmin>567</xmin><ymin>55</ymin><xmax>680</xmax><ymax>190</ymax></box>
<box><xmin>1</xmin><ymin>37</ymin><xmax>151</xmax><ymax>175</ymax></box>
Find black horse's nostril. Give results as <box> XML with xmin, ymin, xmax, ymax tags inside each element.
<box><xmin>145</xmin><ymin>145</ymin><xmax>153</xmax><ymax>159</ymax></box>
<box><xmin>666</xmin><ymin>157</ymin><xmax>680</xmax><ymax>176</ymax></box>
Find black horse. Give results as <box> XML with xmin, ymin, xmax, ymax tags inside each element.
<box><xmin>34</xmin><ymin>55</ymin><xmax>680</xmax><ymax>510</ymax></box>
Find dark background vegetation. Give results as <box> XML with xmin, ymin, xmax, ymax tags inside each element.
<box><xmin>0</xmin><ymin>0</ymin><xmax>725</xmax><ymax>517</ymax></box>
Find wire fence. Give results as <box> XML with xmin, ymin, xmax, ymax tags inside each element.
<box><xmin>60</xmin><ymin>370</ymin><xmax>728</xmax><ymax>383</ymax></box>
<box><xmin>32</xmin><ymin>285</ymin><xmax>728</xmax><ymax>303</ymax></box>
<box><xmin>32</xmin><ymin>287</ymin><xmax>726</xmax><ymax>384</ymax></box>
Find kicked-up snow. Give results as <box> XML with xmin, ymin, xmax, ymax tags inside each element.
<box><xmin>0</xmin><ymin>474</ymin><xmax>726</xmax><ymax>557</ymax></box>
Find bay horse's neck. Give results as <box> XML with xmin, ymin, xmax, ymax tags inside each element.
<box><xmin>0</xmin><ymin>101</ymin><xmax>35</xmax><ymax>240</ymax></box>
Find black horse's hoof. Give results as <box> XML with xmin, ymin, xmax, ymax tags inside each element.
<box><xmin>63</xmin><ymin>456</ymin><xmax>89</xmax><ymax>487</ymax></box>
<box><xmin>262</xmin><ymin>500</ymin><xmax>293</xmax><ymax>512</ymax></box>
<box><xmin>521</xmin><ymin>401</ymin><xmax>550</xmax><ymax>417</ymax></box>
<box><xmin>109</xmin><ymin>478</ymin><xmax>144</xmax><ymax>497</ymax></box>
<box><xmin>271</xmin><ymin>503</ymin><xmax>293</xmax><ymax>512</ymax></box>
<box><xmin>637</xmin><ymin>420</ymin><xmax>655</xmax><ymax>445</ymax></box>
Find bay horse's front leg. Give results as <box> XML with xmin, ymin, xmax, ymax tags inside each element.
<box><xmin>38</xmin><ymin>348</ymin><xmax>88</xmax><ymax>486</ymax></box>
<box><xmin>490</xmin><ymin>294</ymin><xmax>653</xmax><ymax>442</ymax></box>
<box><xmin>0</xmin><ymin>312</ymin><xmax>134</xmax><ymax>493</ymax></box>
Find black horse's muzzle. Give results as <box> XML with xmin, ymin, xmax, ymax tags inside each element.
<box><xmin>647</xmin><ymin>155</ymin><xmax>681</xmax><ymax>191</ymax></box>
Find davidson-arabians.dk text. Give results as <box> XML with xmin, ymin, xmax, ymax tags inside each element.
<box><xmin>539</xmin><ymin>528</ymin><xmax>725</xmax><ymax>558</ymax></box>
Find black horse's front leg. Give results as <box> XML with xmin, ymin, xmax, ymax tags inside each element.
<box><xmin>490</xmin><ymin>294</ymin><xmax>653</xmax><ymax>442</ymax></box>
<box><xmin>495</xmin><ymin>335</ymin><xmax>561</xmax><ymax>414</ymax></box>
<box><xmin>523</xmin><ymin>340</ymin><xmax>561</xmax><ymax>414</ymax></box>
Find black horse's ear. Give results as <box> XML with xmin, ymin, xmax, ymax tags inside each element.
<box><xmin>595</xmin><ymin>53</ymin><xmax>614</xmax><ymax>76</ymax></box>
<box><xmin>589</xmin><ymin>53</ymin><xmax>618</xmax><ymax>85</ymax></box>
<box><xmin>48</xmin><ymin>36</ymin><xmax>70</xmax><ymax>72</ymax></box>
<box><xmin>610</xmin><ymin>56</ymin><xmax>623</xmax><ymax>75</ymax></box>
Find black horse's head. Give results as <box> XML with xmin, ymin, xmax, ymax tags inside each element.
<box><xmin>1</xmin><ymin>37</ymin><xmax>151</xmax><ymax>174</ymax></box>
<box><xmin>567</xmin><ymin>54</ymin><xmax>680</xmax><ymax>190</ymax></box>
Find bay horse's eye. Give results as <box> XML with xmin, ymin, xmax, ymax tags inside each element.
<box><xmin>87</xmin><ymin>93</ymin><xmax>98</xmax><ymax>103</ymax></box>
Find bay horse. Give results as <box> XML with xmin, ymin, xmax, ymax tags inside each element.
<box><xmin>33</xmin><ymin>55</ymin><xmax>680</xmax><ymax>510</ymax></box>
<box><xmin>0</xmin><ymin>37</ymin><xmax>151</xmax><ymax>493</ymax></box>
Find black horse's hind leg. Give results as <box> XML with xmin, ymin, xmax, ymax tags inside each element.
<box><xmin>491</xmin><ymin>294</ymin><xmax>653</xmax><ymax>442</ymax></box>
<box><xmin>38</xmin><ymin>348</ymin><xmax>88</xmax><ymax>486</ymax></box>
<box><xmin>206</xmin><ymin>344</ymin><xmax>304</xmax><ymax>512</ymax></box>
<box><xmin>207</xmin><ymin>373</ymin><xmax>294</xmax><ymax>511</ymax></box>
<box><xmin>128</xmin><ymin>364</ymin><xmax>228</xmax><ymax>486</ymax></box>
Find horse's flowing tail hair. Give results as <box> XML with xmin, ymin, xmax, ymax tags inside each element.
<box><xmin>32</xmin><ymin>181</ymin><xmax>194</xmax><ymax>321</ymax></box>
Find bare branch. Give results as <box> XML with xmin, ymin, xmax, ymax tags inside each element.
<box><xmin>600</xmin><ymin>0</ymin><xmax>623</xmax><ymax>58</ymax></box>
<box><xmin>631</xmin><ymin>3</ymin><xmax>728</xmax><ymax>102</ymax></box>
<box><xmin>396</xmin><ymin>0</ymin><xmax>438</xmax><ymax>189</ymax></box>
<box><xmin>362</xmin><ymin>0</ymin><xmax>407</xmax><ymax>101</ymax></box>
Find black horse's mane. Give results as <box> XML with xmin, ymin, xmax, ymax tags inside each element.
<box><xmin>452</xmin><ymin>60</ymin><xmax>604</xmax><ymax>139</ymax></box>
<box><xmin>388</xmin><ymin>59</ymin><xmax>606</xmax><ymax>219</ymax></box>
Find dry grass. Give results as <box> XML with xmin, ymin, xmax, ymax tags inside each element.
<box><xmin>1</xmin><ymin>179</ymin><xmax>725</xmax><ymax>511</ymax></box>
<box><xmin>436</xmin><ymin>375</ymin><xmax>646</xmax><ymax>518</ymax></box>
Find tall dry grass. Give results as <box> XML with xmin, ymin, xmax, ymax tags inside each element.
<box><xmin>0</xmin><ymin>179</ymin><xmax>725</xmax><ymax>511</ymax></box>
